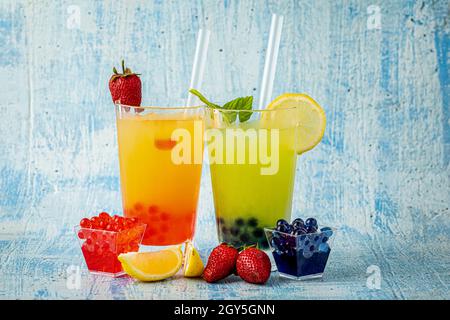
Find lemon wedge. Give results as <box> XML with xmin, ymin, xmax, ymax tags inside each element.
<box><xmin>266</xmin><ymin>93</ymin><xmax>326</xmax><ymax>154</ymax></box>
<box><xmin>118</xmin><ymin>245</ymin><xmax>183</xmax><ymax>282</ymax></box>
<box><xmin>183</xmin><ymin>241</ymin><xmax>204</xmax><ymax>277</ymax></box>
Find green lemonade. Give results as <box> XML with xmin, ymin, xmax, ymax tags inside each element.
<box><xmin>209</xmin><ymin>120</ymin><xmax>298</xmax><ymax>248</ymax></box>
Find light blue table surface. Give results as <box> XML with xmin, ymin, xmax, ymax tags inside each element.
<box><xmin>0</xmin><ymin>0</ymin><xmax>449</xmax><ymax>299</ymax></box>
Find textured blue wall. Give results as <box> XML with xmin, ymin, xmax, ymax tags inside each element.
<box><xmin>0</xmin><ymin>0</ymin><xmax>448</xmax><ymax>299</ymax></box>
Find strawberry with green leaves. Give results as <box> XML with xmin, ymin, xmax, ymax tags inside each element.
<box><xmin>109</xmin><ymin>60</ymin><xmax>142</xmax><ymax>107</ymax></box>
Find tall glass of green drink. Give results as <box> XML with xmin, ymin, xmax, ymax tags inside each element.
<box><xmin>205</xmin><ymin>106</ymin><xmax>300</xmax><ymax>249</ymax></box>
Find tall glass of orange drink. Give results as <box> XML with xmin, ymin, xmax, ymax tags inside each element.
<box><xmin>115</xmin><ymin>104</ymin><xmax>204</xmax><ymax>246</ymax></box>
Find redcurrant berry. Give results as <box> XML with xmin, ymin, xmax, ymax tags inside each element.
<box><xmin>80</xmin><ymin>218</ymin><xmax>91</xmax><ymax>228</ymax></box>
<box><xmin>99</xmin><ymin>212</ymin><xmax>110</xmax><ymax>220</ymax></box>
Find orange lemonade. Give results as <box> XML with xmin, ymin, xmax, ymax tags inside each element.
<box><xmin>115</xmin><ymin>105</ymin><xmax>203</xmax><ymax>245</ymax></box>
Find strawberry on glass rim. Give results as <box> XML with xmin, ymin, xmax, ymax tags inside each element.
<box><xmin>109</xmin><ymin>60</ymin><xmax>142</xmax><ymax>110</ymax></box>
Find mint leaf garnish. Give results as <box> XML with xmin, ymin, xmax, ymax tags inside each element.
<box><xmin>189</xmin><ymin>89</ymin><xmax>253</xmax><ymax>124</ymax></box>
<box><xmin>222</xmin><ymin>96</ymin><xmax>253</xmax><ymax>110</ymax></box>
<box><xmin>223</xmin><ymin>96</ymin><xmax>253</xmax><ymax>123</ymax></box>
<box><xmin>189</xmin><ymin>89</ymin><xmax>221</xmax><ymax>109</ymax></box>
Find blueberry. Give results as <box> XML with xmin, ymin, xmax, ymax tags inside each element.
<box><xmin>276</xmin><ymin>219</ymin><xmax>292</xmax><ymax>234</ymax></box>
<box><xmin>286</xmin><ymin>235</ymin><xmax>296</xmax><ymax>248</ymax></box>
<box><xmin>305</xmin><ymin>217</ymin><xmax>318</xmax><ymax>229</ymax></box>
<box><xmin>275</xmin><ymin>225</ymin><xmax>284</xmax><ymax>233</ymax></box>
<box><xmin>247</xmin><ymin>218</ymin><xmax>258</xmax><ymax>227</ymax></box>
<box><xmin>309</xmin><ymin>244</ymin><xmax>315</xmax><ymax>252</ymax></box>
<box><xmin>285</xmin><ymin>224</ymin><xmax>294</xmax><ymax>234</ymax></box>
<box><xmin>272</xmin><ymin>230</ymin><xmax>282</xmax><ymax>239</ymax></box>
<box><xmin>272</xmin><ymin>237</ymin><xmax>288</xmax><ymax>255</ymax></box>
<box><xmin>270</xmin><ymin>237</ymin><xmax>282</xmax><ymax>251</ymax></box>
<box><xmin>291</xmin><ymin>227</ymin><xmax>307</xmax><ymax>237</ymax></box>
<box><xmin>318</xmin><ymin>243</ymin><xmax>330</xmax><ymax>252</ymax></box>
<box><xmin>278</xmin><ymin>236</ymin><xmax>290</xmax><ymax>248</ymax></box>
<box><xmin>291</xmin><ymin>218</ymin><xmax>305</xmax><ymax>229</ymax></box>
<box><xmin>235</xmin><ymin>218</ymin><xmax>245</xmax><ymax>226</ymax></box>
<box><xmin>296</xmin><ymin>238</ymin><xmax>305</xmax><ymax>250</ymax></box>
<box><xmin>321</xmin><ymin>236</ymin><xmax>329</xmax><ymax>243</ymax></box>
<box><xmin>296</xmin><ymin>234</ymin><xmax>308</xmax><ymax>250</ymax></box>
<box><xmin>303</xmin><ymin>249</ymin><xmax>314</xmax><ymax>259</ymax></box>
<box><xmin>312</xmin><ymin>235</ymin><xmax>325</xmax><ymax>247</ymax></box>
<box><xmin>306</xmin><ymin>226</ymin><xmax>318</xmax><ymax>234</ymax></box>
<box><xmin>276</xmin><ymin>219</ymin><xmax>289</xmax><ymax>228</ymax></box>
<box><xmin>320</xmin><ymin>227</ymin><xmax>333</xmax><ymax>237</ymax></box>
<box><xmin>285</xmin><ymin>247</ymin><xmax>296</xmax><ymax>257</ymax></box>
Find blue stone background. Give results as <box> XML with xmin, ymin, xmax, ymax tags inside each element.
<box><xmin>0</xmin><ymin>0</ymin><xmax>448</xmax><ymax>299</ymax></box>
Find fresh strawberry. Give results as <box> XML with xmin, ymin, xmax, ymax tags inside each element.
<box><xmin>236</xmin><ymin>247</ymin><xmax>271</xmax><ymax>284</ymax></box>
<box><xmin>203</xmin><ymin>243</ymin><xmax>238</xmax><ymax>283</ymax></box>
<box><xmin>109</xmin><ymin>60</ymin><xmax>142</xmax><ymax>106</ymax></box>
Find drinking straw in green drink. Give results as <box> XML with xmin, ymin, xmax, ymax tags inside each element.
<box><xmin>258</xmin><ymin>14</ymin><xmax>284</xmax><ymax>110</ymax></box>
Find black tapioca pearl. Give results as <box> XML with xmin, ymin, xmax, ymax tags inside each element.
<box><xmin>247</xmin><ymin>218</ymin><xmax>258</xmax><ymax>227</ymax></box>
<box><xmin>257</xmin><ymin>238</ymin><xmax>269</xmax><ymax>249</ymax></box>
<box><xmin>239</xmin><ymin>233</ymin><xmax>250</xmax><ymax>243</ymax></box>
<box><xmin>252</xmin><ymin>228</ymin><xmax>264</xmax><ymax>239</ymax></box>
<box><xmin>230</xmin><ymin>226</ymin><xmax>240</xmax><ymax>236</ymax></box>
<box><xmin>221</xmin><ymin>226</ymin><xmax>229</xmax><ymax>235</ymax></box>
<box><xmin>221</xmin><ymin>234</ymin><xmax>232</xmax><ymax>243</ymax></box>
<box><xmin>235</xmin><ymin>218</ymin><xmax>245</xmax><ymax>226</ymax></box>
<box><xmin>230</xmin><ymin>239</ymin><xmax>241</xmax><ymax>247</ymax></box>
<box><xmin>217</xmin><ymin>217</ymin><xmax>225</xmax><ymax>225</ymax></box>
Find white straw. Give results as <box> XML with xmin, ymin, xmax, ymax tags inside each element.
<box><xmin>186</xmin><ymin>29</ymin><xmax>211</xmax><ymax>106</ymax></box>
<box><xmin>258</xmin><ymin>14</ymin><xmax>284</xmax><ymax>109</ymax></box>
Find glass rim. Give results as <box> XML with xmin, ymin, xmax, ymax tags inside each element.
<box><xmin>114</xmin><ymin>103</ymin><xmax>298</xmax><ymax>112</ymax></box>
<box><xmin>74</xmin><ymin>223</ymin><xmax>147</xmax><ymax>235</ymax></box>
<box><xmin>114</xmin><ymin>103</ymin><xmax>204</xmax><ymax>110</ymax></box>
<box><xmin>204</xmin><ymin>106</ymin><xmax>297</xmax><ymax>113</ymax></box>
<box><xmin>205</xmin><ymin>105</ymin><xmax>298</xmax><ymax>113</ymax></box>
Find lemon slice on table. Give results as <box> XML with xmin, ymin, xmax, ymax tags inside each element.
<box><xmin>182</xmin><ymin>241</ymin><xmax>204</xmax><ymax>277</ymax></box>
<box><xmin>267</xmin><ymin>93</ymin><xmax>326</xmax><ymax>154</ymax></box>
<box><xmin>118</xmin><ymin>245</ymin><xmax>183</xmax><ymax>282</ymax></box>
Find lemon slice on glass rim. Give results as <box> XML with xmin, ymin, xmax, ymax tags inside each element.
<box><xmin>118</xmin><ymin>245</ymin><xmax>183</xmax><ymax>282</ymax></box>
<box><xmin>266</xmin><ymin>93</ymin><xmax>326</xmax><ymax>154</ymax></box>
